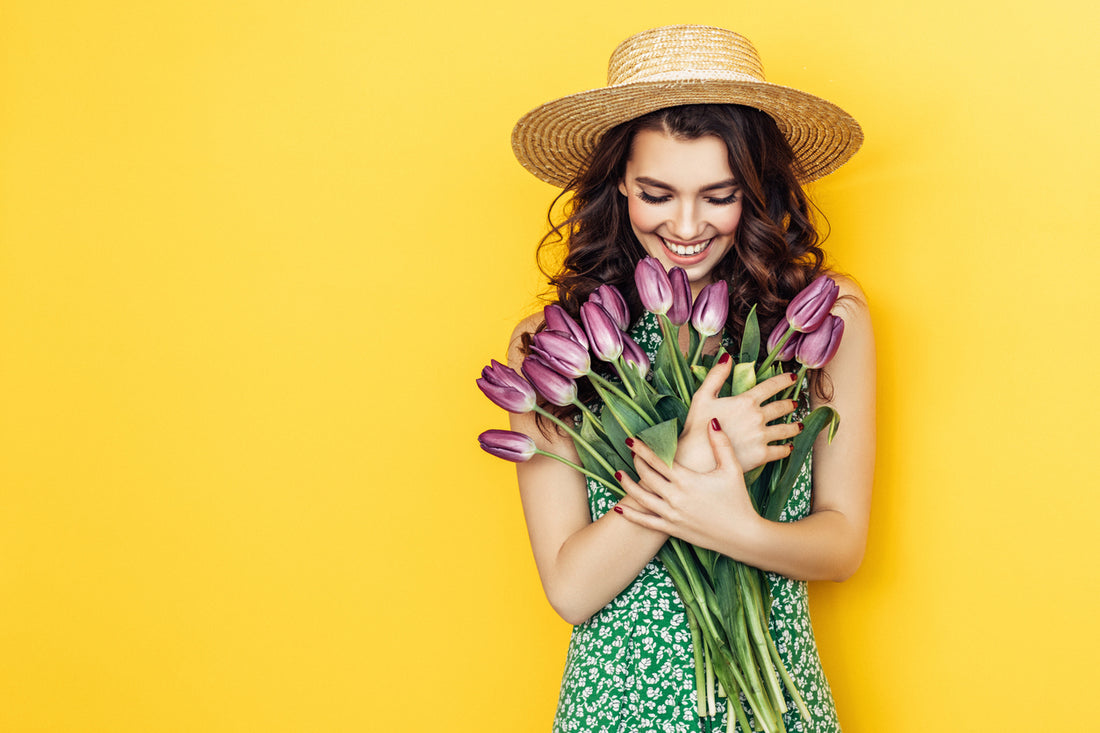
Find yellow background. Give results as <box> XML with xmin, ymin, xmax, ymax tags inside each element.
<box><xmin>2</xmin><ymin>1</ymin><xmax>1097</xmax><ymax>731</ymax></box>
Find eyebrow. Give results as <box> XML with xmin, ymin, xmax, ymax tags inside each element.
<box><xmin>634</xmin><ymin>176</ymin><xmax>740</xmax><ymax>192</ymax></box>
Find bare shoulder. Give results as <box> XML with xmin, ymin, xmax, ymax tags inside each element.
<box><xmin>507</xmin><ymin>311</ymin><xmax>545</xmax><ymax>369</ymax></box>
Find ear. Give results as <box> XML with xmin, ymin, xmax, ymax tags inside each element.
<box><xmin>617</xmin><ymin>179</ymin><xmax>628</xmax><ymax>197</ymax></box>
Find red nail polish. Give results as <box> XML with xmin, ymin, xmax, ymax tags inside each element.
<box><xmin>797</xmin><ymin>422</ymin><xmax>804</xmax><ymax>432</ymax></box>
<box><xmin>625</xmin><ymin>438</ymin><xmax>635</xmax><ymax>447</ymax></box>
<box><xmin>613</xmin><ymin>506</ymin><xmax>624</xmax><ymax>515</ymax></box>
<box><xmin>788</xmin><ymin>443</ymin><xmax>795</xmax><ymax>454</ymax></box>
<box><xmin>789</xmin><ymin>372</ymin><xmax>797</xmax><ymax>382</ymax></box>
<box><xmin>718</xmin><ymin>353</ymin><xmax>731</xmax><ymax>365</ymax></box>
<box><xmin>711</xmin><ymin>418</ymin><xmax>721</xmax><ymax>431</ymax></box>
<box><xmin>614</xmin><ymin>471</ymin><xmax>623</xmax><ymax>481</ymax></box>
<box><xmin>630</xmin><ymin>451</ymin><xmax>635</xmax><ymax>459</ymax></box>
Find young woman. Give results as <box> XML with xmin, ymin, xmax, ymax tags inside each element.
<box><xmin>506</xmin><ymin>25</ymin><xmax>875</xmax><ymax>732</ymax></box>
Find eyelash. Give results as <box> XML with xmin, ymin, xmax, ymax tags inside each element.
<box><xmin>637</xmin><ymin>191</ymin><xmax>740</xmax><ymax>205</ymax></box>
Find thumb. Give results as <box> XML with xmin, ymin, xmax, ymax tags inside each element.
<box><xmin>707</xmin><ymin>417</ymin><xmax>742</xmax><ymax>473</ymax></box>
<box><xmin>699</xmin><ymin>352</ymin><xmax>733</xmax><ymax>398</ymax></box>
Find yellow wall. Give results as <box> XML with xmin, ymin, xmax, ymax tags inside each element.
<box><xmin>2</xmin><ymin>1</ymin><xmax>1097</xmax><ymax>730</ymax></box>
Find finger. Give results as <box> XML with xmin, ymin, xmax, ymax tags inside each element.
<box><xmin>615</xmin><ymin>470</ymin><xmax>667</xmax><ymax>515</ymax></box>
<box><xmin>764</xmin><ymin>420</ymin><xmax>804</xmax><ymax>443</ymax></box>
<box><xmin>762</xmin><ymin>399</ymin><xmax>800</xmax><ymax>422</ymax></box>
<box><xmin>706</xmin><ymin>417</ymin><xmax>743</xmax><ymax>473</ymax></box>
<box><xmin>760</xmin><ymin>441</ymin><xmax>796</xmax><ymax>465</ymax></box>
<box><xmin>699</xmin><ymin>352</ymin><xmax>734</xmax><ymax>398</ymax></box>
<box><xmin>626</xmin><ymin>437</ymin><xmax>672</xmax><ymax>483</ymax></box>
<box><xmin>612</xmin><ymin>502</ymin><xmax>669</xmax><ymax>533</ymax></box>
<box><xmin>745</xmin><ymin>371</ymin><xmax>799</xmax><ymax>403</ymax></box>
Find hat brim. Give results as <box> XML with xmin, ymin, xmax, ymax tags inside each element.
<box><xmin>512</xmin><ymin>78</ymin><xmax>863</xmax><ymax>188</ymax></box>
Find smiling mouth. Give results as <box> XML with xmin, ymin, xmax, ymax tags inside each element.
<box><xmin>661</xmin><ymin>237</ymin><xmax>712</xmax><ymax>257</ymax></box>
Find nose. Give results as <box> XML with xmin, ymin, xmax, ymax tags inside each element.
<box><xmin>668</xmin><ymin>199</ymin><xmax>703</xmax><ymax>241</ymax></box>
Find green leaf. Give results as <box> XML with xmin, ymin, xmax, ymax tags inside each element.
<box><xmin>652</xmin><ymin>367</ymin><xmax>677</xmax><ymax>398</ymax></box>
<box><xmin>763</xmin><ymin>406</ymin><xmax>839</xmax><ymax>521</ymax></box>
<box><xmin>712</xmin><ymin>555</ymin><xmax>743</xmax><ymax>645</ymax></box>
<box><xmin>635</xmin><ymin>418</ymin><xmax>680</xmax><ymax>467</ymax></box>
<box><xmin>653</xmin><ymin>395</ymin><xmax>689</xmax><ymax>432</ymax></box>
<box><xmin>578</xmin><ymin>411</ymin><xmax>633</xmax><ymax>480</ymax></box>
<box><xmin>690</xmin><ymin>364</ymin><xmax>708</xmax><ymax>385</ymax></box>
<box><xmin>739</xmin><ymin>304</ymin><xmax>760</xmax><ymax>364</ymax></box>
<box><xmin>596</xmin><ymin>401</ymin><xmax>639</xmax><ymax>468</ymax></box>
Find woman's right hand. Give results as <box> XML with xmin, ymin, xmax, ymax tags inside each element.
<box><xmin>674</xmin><ymin>355</ymin><xmax>802</xmax><ymax>473</ymax></box>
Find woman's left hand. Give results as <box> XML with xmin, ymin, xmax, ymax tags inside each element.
<box><xmin>615</xmin><ymin>418</ymin><xmax>763</xmax><ymax>552</ymax></box>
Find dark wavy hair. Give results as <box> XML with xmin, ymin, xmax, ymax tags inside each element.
<box><xmin>523</xmin><ymin>103</ymin><xmax>830</xmax><ymax>423</ymax></box>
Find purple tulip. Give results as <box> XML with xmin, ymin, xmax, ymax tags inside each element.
<box><xmin>531</xmin><ymin>330</ymin><xmax>591</xmax><ymax>379</ymax></box>
<box><xmin>786</xmin><ymin>275</ymin><xmax>840</xmax><ymax>333</ymax></box>
<box><xmin>691</xmin><ymin>280</ymin><xmax>729</xmax><ymax>337</ymax></box>
<box><xmin>521</xmin><ymin>355</ymin><xmax>578</xmax><ymax>407</ymax></box>
<box><xmin>795</xmin><ymin>314</ymin><xmax>845</xmax><ymax>369</ymax></box>
<box><xmin>590</xmin><ymin>284</ymin><xmax>631</xmax><ymax>332</ymax></box>
<box><xmin>477</xmin><ymin>359</ymin><xmax>537</xmax><ymax>413</ymax></box>
<box><xmin>635</xmin><ymin>257</ymin><xmax>673</xmax><ymax>315</ymax></box>
<box><xmin>478</xmin><ymin>429</ymin><xmax>537</xmax><ymax>462</ymax></box>
<box><xmin>621</xmin><ymin>334</ymin><xmax>650</xmax><ymax>379</ymax></box>
<box><xmin>667</xmin><ymin>268</ymin><xmax>693</xmax><ymax>325</ymax></box>
<box><xmin>765</xmin><ymin>320</ymin><xmax>800</xmax><ymax>362</ymax></box>
<box><xmin>544</xmin><ymin>304</ymin><xmax>588</xmax><ymax>350</ymax></box>
<box><xmin>579</xmin><ymin>301</ymin><xmax>624</xmax><ymax>362</ymax></box>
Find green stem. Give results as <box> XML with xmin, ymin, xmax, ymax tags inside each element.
<box><xmin>757</xmin><ymin>326</ymin><xmax>796</xmax><ymax>376</ymax></box>
<box><xmin>705</xmin><ymin>642</ymin><xmax>716</xmax><ymax>716</ymax></box>
<box><xmin>611</xmin><ymin>360</ymin><xmax>638</xmax><ymax>399</ymax></box>
<box><xmin>587</xmin><ymin>371</ymin><xmax>655</xmax><ymax>427</ymax></box>
<box><xmin>766</xmin><ymin>632</ymin><xmax>810</xmax><ymax>722</ymax></box>
<box><xmin>532</xmin><ymin>449</ymin><xmax>623</xmax><ymax>498</ymax></box>
<box><xmin>573</xmin><ymin>400</ymin><xmax>603</xmax><ymax>431</ymax></box>
<box><xmin>686</xmin><ymin>607</ymin><xmax>708</xmax><ymax>718</ymax></box>
<box><xmin>658</xmin><ymin>315</ymin><xmax>693</xmax><ymax>402</ymax></box>
<box><xmin>791</xmin><ymin>364</ymin><xmax>808</xmax><ymax>403</ymax></box>
<box><xmin>739</xmin><ymin>566</ymin><xmax>787</xmax><ymax>714</ymax></box>
<box><xmin>690</xmin><ymin>331</ymin><xmax>706</xmax><ymax>367</ymax></box>
<box><xmin>532</xmin><ymin>405</ymin><xmax>617</xmax><ymax>478</ymax></box>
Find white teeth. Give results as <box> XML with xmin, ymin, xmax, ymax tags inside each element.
<box><xmin>663</xmin><ymin>238</ymin><xmax>710</xmax><ymax>256</ymax></box>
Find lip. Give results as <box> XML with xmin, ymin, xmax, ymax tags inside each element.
<box><xmin>660</xmin><ymin>237</ymin><xmax>713</xmax><ymax>265</ymax></box>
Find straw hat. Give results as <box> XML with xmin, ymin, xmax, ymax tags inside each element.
<box><xmin>512</xmin><ymin>25</ymin><xmax>863</xmax><ymax>187</ymax></box>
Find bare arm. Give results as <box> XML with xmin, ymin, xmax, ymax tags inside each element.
<box><xmin>507</xmin><ymin>316</ymin><xmax>667</xmax><ymax>625</ymax></box>
<box><xmin>617</xmin><ymin>276</ymin><xmax>876</xmax><ymax>582</ymax></box>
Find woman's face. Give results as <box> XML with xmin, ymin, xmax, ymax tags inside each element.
<box><xmin>618</xmin><ymin>129</ymin><xmax>742</xmax><ymax>295</ymax></box>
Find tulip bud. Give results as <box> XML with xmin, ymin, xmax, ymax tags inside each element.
<box><xmin>620</xmin><ymin>333</ymin><xmax>650</xmax><ymax>379</ymax></box>
<box><xmin>521</xmin><ymin>355</ymin><xmax>578</xmax><ymax>407</ymax></box>
<box><xmin>635</xmin><ymin>257</ymin><xmax>673</xmax><ymax>315</ymax></box>
<box><xmin>476</xmin><ymin>359</ymin><xmax>537</xmax><ymax>413</ymax></box>
<box><xmin>667</xmin><ymin>268</ymin><xmax>693</xmax><ymax>325</ymax></box>
<box><xmin>786</xmin><ymin>275</ymin><xmax>840</xmax><ymax>333</ymax></box>
<box><xmin>590</xmin><ymin>284</ymin><xmax>631</xmax><ymax>332</ymax></box>
<box><xmin>478</xmin><ymin>429</ymin><xmax>537</xmax><ymax>462</ymax></box>
<box><xmin>543</xmin><ymin>304</ymin><xmax>588</xmax><ymax>350</ymax></box>
<box><xmin>580</xmin><ymin>301</ymin><xmax>624</xmax><ymax>362</ymax></box>
<box><xmin>691</xmin><ymin>280</ymin><xmax>729</xmax><ymax>337</ymax></box>
<box><xmin>531</xmin><ymin>330</ymin><xmax>591</xmax><ymax>379</ymax></box>
<box><xmin>765</xmin><ymin>320</ymin><xmax>800</xmax><ymax>362</ymax></box>
<box><xmin>795</xmin><ymin>314</ymin><xmax>844</xmax><ymax>369</ymax></box>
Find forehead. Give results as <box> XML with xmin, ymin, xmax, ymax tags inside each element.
<box><xmin>624</xmin><ymin>129</ymin><xmax>734</xmax><ymax>185</ymax></box>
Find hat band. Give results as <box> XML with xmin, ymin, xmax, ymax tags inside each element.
<box><xmin>612</xmin><ymin>68</ymin><xmax>765</xmax><ymax>86</ymax></box>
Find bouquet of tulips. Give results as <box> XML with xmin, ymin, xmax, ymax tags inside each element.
<box><xmin>478</xmin><ymin>258</ymin><xmax>843</xmax><ymax>733</ymax></box>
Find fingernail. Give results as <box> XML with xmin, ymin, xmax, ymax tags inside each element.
<box><xmin>718</xmin><ymin>353</ymin><xmax>731</xmax><ymax>365</ymax></box>
<box><xmin>792</xmin><ymin>400</ymin><xmax>800</xmax><ymax>411</ymax></box>
<box><xmin>797</xmin><ymin>422</ymin><xmax>804</xmax><ymax>432</ymax></box>
<box><xmin>625</xmin><ymin>438</ymin><xmax>635</xmax><ymax>447</ymax></box>
<box><xmin>789</xmin><ymin>372</ymin><xmax>797</xmax><ymax>382</ymax></box>
<box><xmin>711</xmin><ymin>418</ymin><xmax>721</xmax><ymax>431</ymax></box>
<box><xmin>630</xmin><ymin>451</ymin><xmax>635</xmax><ymax>458</ymax></box>
<box><xmin>788</xmin><ymin>443</ymin><xmax>795</xmax><ymax>454</ymax></box>
<box><xmin>614</xmin><ymin>471</ymin><xmax>623</xmax><ymax>481</ymax></box>
<box><xmin>613</xmin><ymin>506</ymin><xmax>624</xmax><ymax>515</ymax></box>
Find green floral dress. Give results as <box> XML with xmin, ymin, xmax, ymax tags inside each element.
<box><xmin>552</xmin><ymin>313</ymin><xmax>841</xmax><ymax>733</ymax></box>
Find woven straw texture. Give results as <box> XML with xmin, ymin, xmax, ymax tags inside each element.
<box><xmin>512</xmin><ymin>25</ymin><xmax>863</xmax><ymax>187</ymax></box>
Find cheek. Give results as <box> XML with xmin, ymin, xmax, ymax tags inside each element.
<box><xmin>714</xmin><ymin>207</ymin><xmax>743</xmax><ymax>235</ymax></box>
<box><xmin>626</xmin><ymin>198</ymin><xmax>662</xmax><ymax>234</ymax></box>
